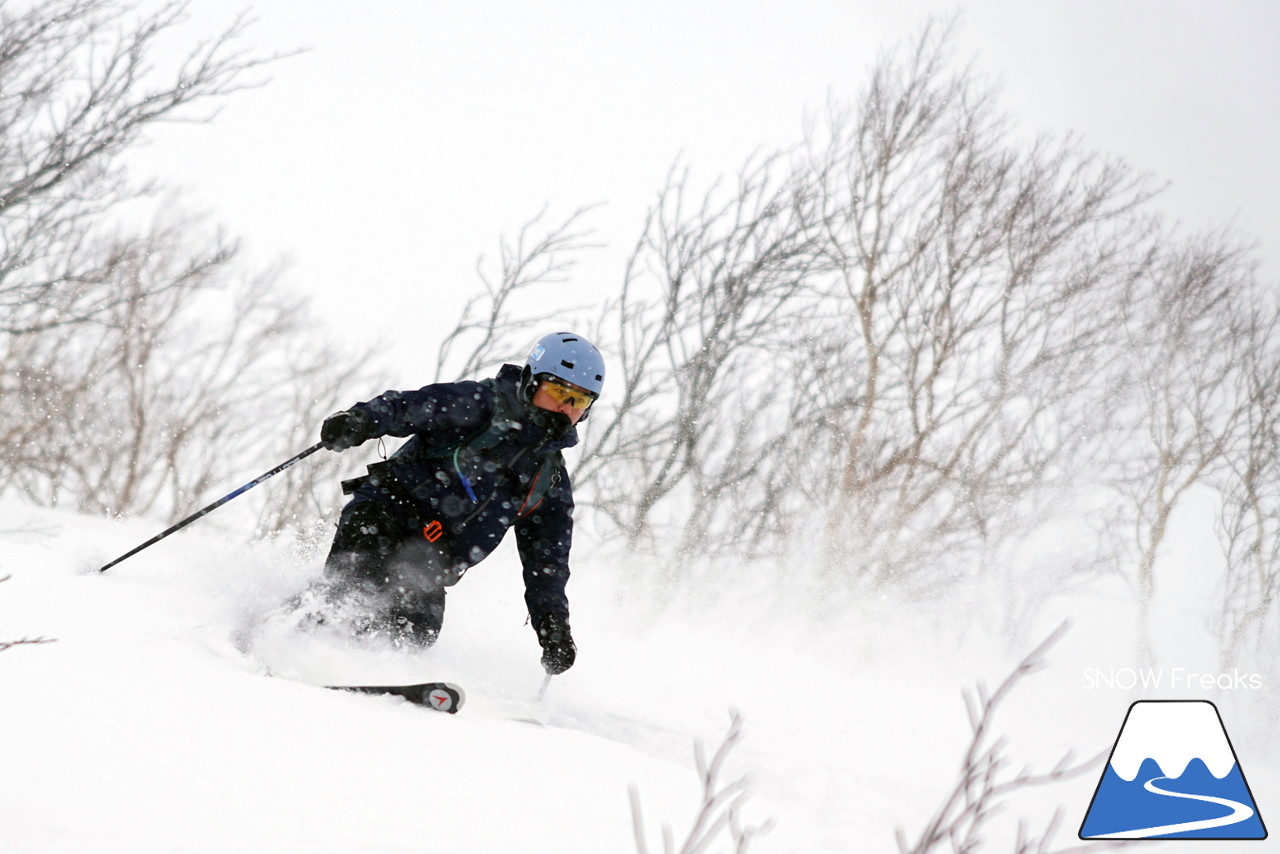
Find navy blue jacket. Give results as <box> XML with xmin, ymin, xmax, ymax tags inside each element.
<box><xmin>345</xmin><ymin>364</ymin><xmax>577</xmax><ymax>624</ymax></box>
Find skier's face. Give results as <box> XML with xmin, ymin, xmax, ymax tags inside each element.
<box><xmin>532</xmin><ymin>377</ymin><xmax>594</xmax><ymax>425</ymax></box>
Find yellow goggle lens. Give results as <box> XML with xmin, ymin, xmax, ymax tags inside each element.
<box><xmin>540</xmin><ymin>377</ymin><xmax>595</xmax><ymax>410</ymax></box>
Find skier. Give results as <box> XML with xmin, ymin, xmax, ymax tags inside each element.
<box><xmin>316</xmin><ymin>332</ymin><xmax>604</xmax><ymax>675</ymax></box>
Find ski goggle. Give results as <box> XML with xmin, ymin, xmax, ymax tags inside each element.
<box><xmin>538</xmin><ymin>376</ymin><xmax>596</xmax><ymax>411</ymax></box>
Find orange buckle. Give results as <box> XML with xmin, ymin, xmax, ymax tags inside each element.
<box><xmin>422</xmin><ymin>520</ymin><xmax>444</xmax><ymax>542</ymax></box>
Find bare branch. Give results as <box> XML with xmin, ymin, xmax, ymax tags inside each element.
<box><xmin>433</xmin><ymin>205</ymin><xmax>600</xmax><ymax>382</ymax></box>
<box><xmin>0</xmin><ymin>575</ymin><xmax>55</xmax><ymax>652</ymax></box>
<box><xmin>630</xmin><ymin>711</ymin><xmax>773</xmax><ymax>854</ymax></box>
<box><xmin>897</xmin><ymin>622</ymin><xmax>1105</xmax><ymax>854</ymax></box>
<box><xmin>0</xmin><ymin>0</ymin><xmax>290</xmax><ymax>335</ymax></box>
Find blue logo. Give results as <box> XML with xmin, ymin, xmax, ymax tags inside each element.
<box><xmin>1080</xmin><ymin>700</ymin><xmax>1266</xmax><ymax>840</ymax></box>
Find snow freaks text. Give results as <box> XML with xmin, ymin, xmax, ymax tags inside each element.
<box><xmin>1082</xmin><ymin>668</ymin><xmax>1264</xmax><ymax>691</ymax></box>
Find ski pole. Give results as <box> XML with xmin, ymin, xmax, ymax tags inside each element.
<box><xmin>98</xmin><ymin>442</ymin><xmax>326</xmax><ymax>574</ymax></box>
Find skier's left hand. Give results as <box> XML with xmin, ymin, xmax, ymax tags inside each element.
<box><xmin>536</xmin><ymin>614</ymin><xmax>576</xmax><ymax>674</ymax></box>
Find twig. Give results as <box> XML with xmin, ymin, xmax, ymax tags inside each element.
<box><xmin>630</xmin><ymin>710</ymin><xmax>773</xmax><ymax>854</ymax></box>
<box><xmin>0</xmin><ymin>575</ymin><xmax>55</xmax><ymax>652</ymax></box>
<box><xmin>897</xmin><ymin>621</ymin><xmax>1105</xmax><ymax>854</ymax></box>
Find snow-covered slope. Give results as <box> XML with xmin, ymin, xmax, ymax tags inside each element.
<box><xmin>0</xmin><ymin>498</ymin><xmax>1272</xmax><ymax>852</ymax></box>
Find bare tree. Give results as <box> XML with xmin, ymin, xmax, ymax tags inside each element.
<box><xmin>1110</xmin><ymin>233</ymin><xmax>1257</xmax><ymax>658</ymax></box>
<box><xmin>577</xmin><ymin>152</ymin><xmax>827</xmax><ymax>570</ymax></box>
<box><xmin>798</xmin><ymin>20</ymin><xmax>1158</xmax><ymax>594</ymax></box>
<box><xmin>1215</xmin><ymin>301</ymin><xmax>1280</xmax><ymax>667</ymax></box>
<box><xmin>0</xmin><ymin>210</ymin><xmax>375</xmax><ymax>527</ymax></box>
<box><xmin>0</xmin><ymin>0</ymin><xmax>281</xmax><ymax>337</ymax></box>
<box><xmin>0</xmin><ymin>1</ymin><xmax>382</xmax><ymax>536</ymax></box>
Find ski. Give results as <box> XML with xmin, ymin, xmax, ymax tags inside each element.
<box><xmin>327</xmin><ymin>681</ymin><xmax>464</xmax><ymax>714</ymax></box>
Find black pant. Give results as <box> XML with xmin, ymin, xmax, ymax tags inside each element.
<box><xmin>323</xmin><ymin>498</ymin><xmax>463</xmax><ymax>644</ymax></box>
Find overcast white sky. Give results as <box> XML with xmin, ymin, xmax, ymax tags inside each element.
<box><xmin>133</xmin><ymin>0</ymin><xmax>1280</xmax><ymax>378</ymax></box>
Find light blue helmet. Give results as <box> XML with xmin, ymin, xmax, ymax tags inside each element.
<box><xmin>525</xmin><ymin>331</ymin><xmax>605</xmax><ymax>396</ymax></box>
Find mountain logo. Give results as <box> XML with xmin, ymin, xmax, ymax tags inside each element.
<box><xmin>1079</xmin><ymin>700</ymin><xmax>1266</xmax><ymax>840</ymax></box>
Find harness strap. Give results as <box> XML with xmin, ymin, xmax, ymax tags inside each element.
<box><xmin>517</xmin><ymin>455</ymin><xmax>562</xmax><ymax>518</ymax></box>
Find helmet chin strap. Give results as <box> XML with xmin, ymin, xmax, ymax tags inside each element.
<box><xmin>518</xmin><ymin>365</ymin><xmax>538</xmax><ymax>405</ymax></box>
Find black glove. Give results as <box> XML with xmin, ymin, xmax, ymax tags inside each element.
<box><xmin>321</xmin><ymin>408</ymin><xmax>376</xmax><ymax>452</ymax></box>
<box><xmin>535</xmin><ymin>614</ymin><xmax>576</xmax><ymax>675</ymax></box>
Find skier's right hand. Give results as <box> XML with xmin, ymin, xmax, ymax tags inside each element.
<box><xmin>321</xmin><ymin>409</ymin><xmax>376</xmax><ymax>452</ymax></box>
<box><xmin>535</xmin><ymin>614</ymin><xmax>576</xmax><ymax>675</ymax></box>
